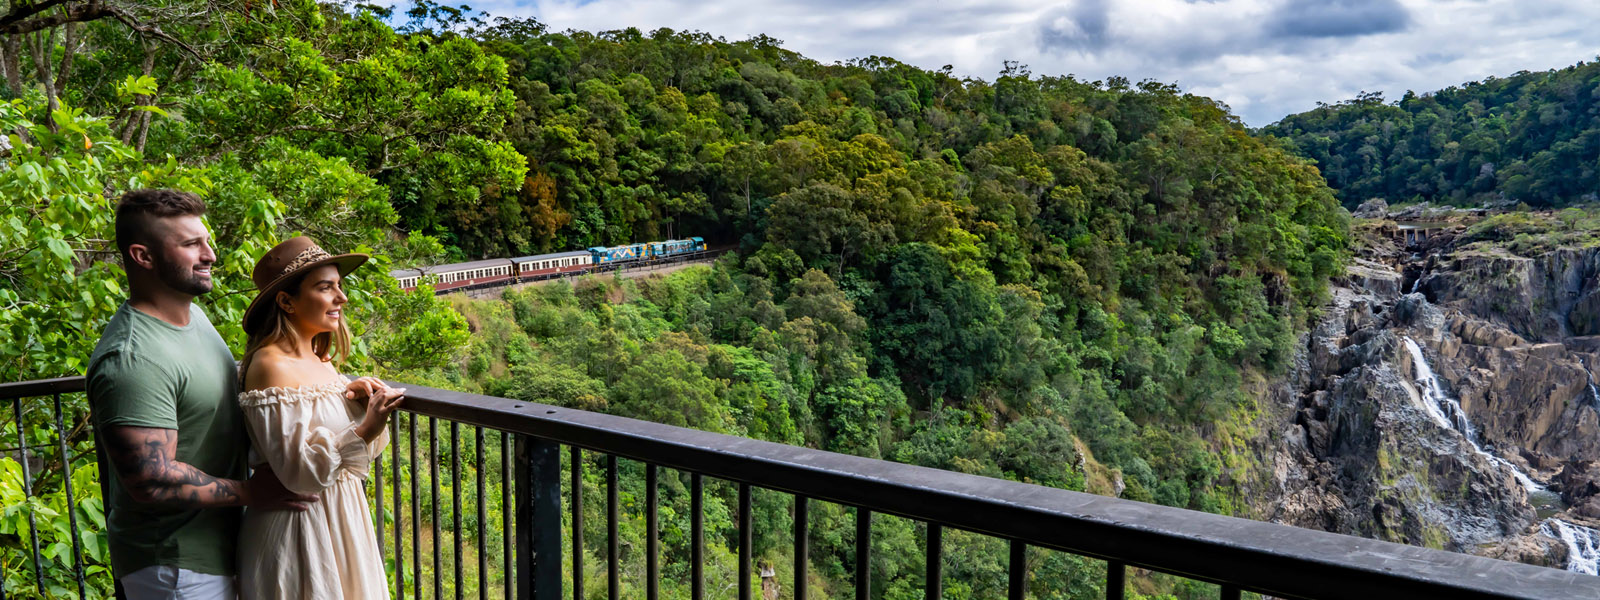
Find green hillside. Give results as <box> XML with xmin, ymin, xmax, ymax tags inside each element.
<box><xmin>2</xmin><ymin>2</ymin><xmax>1347</xmax><ymax>598</ymax></box>
<box><xmin>1262</xmin><ymin>60</ymin><xmax>1600</xmax><ymax>209</ymax></box>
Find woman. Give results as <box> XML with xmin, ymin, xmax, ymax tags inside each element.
<box><xmin>236</xmin><ymin>236</ymin><xmax>405</xmax><ymax>599</ymax></box>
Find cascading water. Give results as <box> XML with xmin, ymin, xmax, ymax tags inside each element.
<box><xmin>1402</xmin><ymin>338</ymin><xmax>1486</xmax><ymax>450</ymax></box>
<box><xmin>1542</xmin><ymin>520</ymin><xmax>1600</xmax><ymax>575</ymax></box>
<box><xmin>1583</xmin><ymin>358</ymin><xmax>1599</xmax><ymax>408</ymax></box>
<box><xmin>1403</xmin><ymin>336</ymin><xmax>1600</xmax><ymax>573</ymax></box>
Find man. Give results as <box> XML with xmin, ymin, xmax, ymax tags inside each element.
<box><xmin>87</xmin><ymin>189</ymin><xmax>316</xmax><ymax>599</ymax></box>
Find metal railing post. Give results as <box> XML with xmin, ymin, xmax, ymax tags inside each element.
<box><xmin>516</xmin><ymin>436</ymin><xmax>561</xmax><ymax>600</ymax></box>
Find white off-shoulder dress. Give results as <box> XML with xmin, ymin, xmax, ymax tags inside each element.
<box><xmin>237</xmin><ymin>376</ymin><xmax>390</xmax><ymax>599</ymax></box>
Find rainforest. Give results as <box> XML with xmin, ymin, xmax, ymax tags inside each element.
<box><xmin>9</xmin><ymin>1</ymin><xmax>1598</xmax><ymax>599</ymax></box>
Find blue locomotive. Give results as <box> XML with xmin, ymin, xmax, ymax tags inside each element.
<box><xmin>588</xmin><ymin>237</ymin><xmax>705</xmax><ymax>265</ymax></box>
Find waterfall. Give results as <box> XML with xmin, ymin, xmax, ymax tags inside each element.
<box><xmin>1542</xmin><ymin>519</ymin><xmax>1600</xmax><ymax>576</ymax></box>
<box><xmin>1584</xmin><ymin>358</ymin><xmax>1600</xmax><ymax>408</ymax></box>
<box><xmin>1405</xmin><ymin>336</ymin><xmax>1600</xmax><ymax>573</ymax></box>
<box><xmin>1402</xmin><ymin>338</ymin><xmax>1481</xmax><ymax>443</ymax></box>
<box><xmin>1410</xmin><ymin>274</ymin><xmax>1422</xmax><ymax>294</ymax></box>
<box><xmin>1403</xmin><ymin>337</ymin><xmax>1539</xmax><ymax>491</ymax></box>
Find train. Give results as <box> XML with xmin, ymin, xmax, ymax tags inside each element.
<box><xmin>391</xmin><ymin>237</ymin><xmax>707</xmax><ymax>293</ymax></box>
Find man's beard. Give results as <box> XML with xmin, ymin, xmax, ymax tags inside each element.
<box><xmin>156</xmin><ymin>253</ymin><xmax>213</xmax><ymax>296</ymax></box>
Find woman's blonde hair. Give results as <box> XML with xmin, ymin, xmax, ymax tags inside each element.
<box><xmin>239</xmin><ymin>271</ymin><xmax>352</xmax><ymax>383</ymax></box>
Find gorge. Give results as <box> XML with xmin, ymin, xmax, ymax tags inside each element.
<box><xmin>1253</xmin><ymin>210</ymin><xmax>1600</xmax><ymax>575</ymax></box>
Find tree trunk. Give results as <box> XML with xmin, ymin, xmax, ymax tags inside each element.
<box><xmin>0</xmin><ymin>35</ymin><xmax>22</xmax><ymax>98</ymax></box>
<box><xmin>121</xmin><ymin>42</ymin><xmax>156</xmax><ymax>145</ymax></box>
<box><xmin>29</xmin><ymin>27</ymin><xmax>59</xmax><ymax>130</ymax></box>
<box><xmin>134</xmin><ymin>103</ymin><xmax>152</xmax><ymax>152</ymax></box>
<box><xmin>53</xmin><ymin>22</ymin><xmax>81</xmax><ymax>99</ymax></box>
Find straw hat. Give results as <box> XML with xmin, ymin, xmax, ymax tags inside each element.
<box><xmin>242</xmin><ymin>236</ymin><xmax>368</xmax><ymax>333</ymax></box>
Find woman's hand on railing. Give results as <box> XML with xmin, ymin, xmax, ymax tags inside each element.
<box><xmin>354</xmin><ymin>381</ymin><xmax>405</xmax><ymax>443</ymax></box>
<box><xmin>345</xmin><ymin>376</ymin><xmax>386</xmax><ymax>401</ymax></box>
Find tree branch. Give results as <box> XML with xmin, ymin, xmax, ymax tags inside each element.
<box><xmin>0</xmin><ymin>0</ymin><xmax>109</xmax><ymax>35</ymax></box>
<box><xmin>107</xmin><ymin>6</ymin><xmax>201</xmax><ymax>60</ymax></box>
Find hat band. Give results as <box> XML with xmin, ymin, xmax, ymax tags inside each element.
<box><xmin>281</xmin><ymin>245</ymin><xmax>333</xmax><ymax>276</ymax></box>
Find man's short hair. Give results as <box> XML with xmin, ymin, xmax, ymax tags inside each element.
<box><xmin>115</xmin><ymin>189</ymin><xmax>207</xmax><ymax>265</ymax></box>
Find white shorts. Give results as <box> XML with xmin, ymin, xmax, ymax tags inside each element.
<box><xmin>120</xmin><ymin>565</ymin><xmax>237</xmax><ymax>600</ymax></box>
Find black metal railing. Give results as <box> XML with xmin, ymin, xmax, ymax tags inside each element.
<box><xmin>4</xmin><ymin>375</ymin><xmax>1599</xmax><ymax>599</ymax></box>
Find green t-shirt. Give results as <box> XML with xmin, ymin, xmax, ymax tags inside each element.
<box><xmin>86</xmin><ymin>302</ymin><xmax>247</xmax><ymax>579</ymax></box>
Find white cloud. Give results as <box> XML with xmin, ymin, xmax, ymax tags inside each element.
<box><xmin>385</xmin><ymin>0</ymin><xmax>1600</xmax><ymax>126</ymax></box>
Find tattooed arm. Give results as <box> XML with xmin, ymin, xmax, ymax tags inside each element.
<box><xmin>102</xmin><ymin>425</ymin><xmax>316</xmax><ymax>510</ymax></box>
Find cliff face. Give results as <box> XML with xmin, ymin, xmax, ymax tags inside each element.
<box><xmin>1418</xmin><ymin>246</ymin><xmax>1600</xmax><ymax>341</ymax></box>
<box><xmin>1267</xmin><ymin>271</ymin><xmax>1541</xmax><ymax>554</ymax></box>
<box><xmin>1257</xmin><ymin>225</ymin><xmax>1600</xmax><ymax>569</ymax></box>
<box><xmin>1416</xmin><ymin>245</ymin><xmax>1600</xmax><ymax>487</ymax></box>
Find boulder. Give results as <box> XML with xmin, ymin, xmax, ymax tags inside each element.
<box><xmin>1353</xmin><ymin>198</ymin><xmax>1390</xmax><ymax>219</ymax></box>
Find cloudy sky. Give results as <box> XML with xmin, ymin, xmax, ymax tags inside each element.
<box><xmin>391</xmin><ymin>0</ymin><xmax>1600</xmax><ymax>127</ymax></box>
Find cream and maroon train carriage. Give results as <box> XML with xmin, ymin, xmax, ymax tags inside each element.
<box><xmin>512</xmin><ymin>250</ymin><xmax>593</xmax><ymax>281</ymax></box>
<box><xmin>391</xmin><ymin>258</ymin><xmax>515</xmax><ymax>293</ymax></box>
<box><xmin>391</xmin><ymin>238</ymin><xmax>704</xmax><ymax>292</ymax></box>
<box><xmin>392</xmin><ymin>250</ymin><xmax>596</xmax><ymax>292</ymax></box>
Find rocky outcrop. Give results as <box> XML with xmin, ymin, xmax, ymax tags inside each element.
<box><xmin>1258</xmin><ymin>237</ymin><xmax>1600</xmax><ymax>570</ymax></box>
<box><xmin>1266</xmin><ymin>282</ymin><xmax>1538</xmax><ymax>552</ymax></box>
<box><xmin>1419</xmin><ymin>247</ymin><xmax>1600</xmax><ymax>343</ymax></box>
<box><xmin>1574</xmin><ymin>291</ymin><xmax>1600</xmax><ymax>337</ymax></box>
<box><xmin>1353</xmin><ymin>199</ymin><xmax>1389</xmax><ymax>219</ymax></box>
<box><xmin>1484</xmin><ymin>531</ymin><xmax>1570</xmax><ymax>568</ymax></box>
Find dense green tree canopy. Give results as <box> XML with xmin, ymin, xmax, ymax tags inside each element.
<box><xmin>2</xmin><ymin>2</ymin><xmax>1350</xmax><ymax>598</ymax></box>
<box><xmin>1264</xmin><ymin>60</ymin><xmax>1600</xmax><ymax>208</ymax></box>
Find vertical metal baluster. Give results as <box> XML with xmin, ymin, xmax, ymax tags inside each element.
<box><xmin>739</xmin><ymin>483</ymin><xmax>751</xmax><ymax>600</ymax></box>
<box><xmin>393</xmin><ymin>416</ymin><xmax>404</xmax><ymax>599</ymax></box>
<box><xmin>607</xmin><ymin>455</ymin><xmax>618</xmax><ymax>600</ymax></box>
<box><xmin>453</xmin><ymin>422</ymin><xmax>463</xmax><ymax>600</ymax></box>
<box><xmin>855</xmin><ymin>508</ymin><xmax>871</xmax><ymax>600</ymax></box>
<box><xmin>52</xmin><ymin>394</ymin><xmax>86</xmax><ymax>599</ymax></box>
<box><xmin>522</xmin><ymin>438</ymin><xmax>559</xmax><ymax>600</ymax></box>
<box><xmin>88</xmin><ymin>402</ymin><xmax>119</xmax><ymax>600</ymax></box>
<box><xmin>925</xmin><ymin>524</ymin><xmax>942</xmax><ymax>600</ymax></box>
<box><xmin>502</xmin><ymin>432</ymin><xmax>512</xmax><ymax>600</ymax></box>
<box><xmin>412</xmin><ymin>415</ymin><xmax>421</xmax><ymax>600</ymax></box>
<box><xmin>14</xmin><ymin>396</ymin><xmax>42</xmax><ymax>591</ymax></box>
<box><xmin>646</xmin><ymin>464</ymin><xmax>658</xmax><ymax>600</ymax></box>
<box><xmin>692</xmin><ymin>473</ymin><xmax>704</xmax><ymax>600</ymax></box>
<box><xmin>1105</xmin><ymin>560</ymin><xmax>1125</xmax><ymax>600</ymax></box>
<box><xmin>1008</xmin><ymin>540</ymin><xmax>1025</xmax><ymax>600</ymax></box>
<box><xmin>1221</xmin><ymin>585</ymin><xmax>1242</xmax><ymax>600</ymax></box>
<box><xmin>432</xmin><ymin>417</ymin><xmax>441</xmax><ymax>600</ymax></box>
<box><xmin>794</xmin><ymin>495</ymin><xmax>807</xmax><ymax>600</ymax></box>
<box><xmin>572</xmin><ymin>446</ymin><xmax>583</xmax><ymax>600</ymax></box>
<box><xmin>476</xmin><ymin>427</ymin><xmax>487</xmax><ymax>600</ymax></box>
